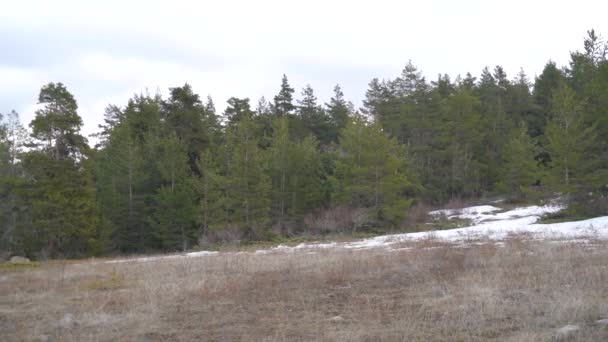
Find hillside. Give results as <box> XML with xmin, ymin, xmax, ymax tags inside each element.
<box><xmin>2</xmin><ymin>201</ymin><xmax>608</xmax><ymax>341</ymax></box>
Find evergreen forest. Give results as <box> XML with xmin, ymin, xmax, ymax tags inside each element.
<box><xmin>1</xmin><ymin>30</ymin><xmax>607</xmax><ymax>258</ymax></box>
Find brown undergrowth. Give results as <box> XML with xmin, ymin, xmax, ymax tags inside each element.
<box><xmin>1</xmin><ymin>236</ymin><xmax>608</xmax><ymax>341</ymax></box>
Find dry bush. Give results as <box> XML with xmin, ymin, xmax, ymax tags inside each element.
<box><xmin>200</xmin><ymin>224</ymin><xmax>244</xmax><ymax>245</ymax></box>
<box><xmin>403</xmin><ymin>203</ymin><xmax>432</xmax><ymax>226</ymax></box>
<box><xmin>303</xmin><ymin>206</ymin><xmax>369</xmax><ymax>234</ymax></box>
<box><xmin>444</xmin><ymin>197</ymin><xmax>475</xmax><ymax>210</ymax></box>
<box><xmin>270</xmin><ymin>221</ymin><xmax>297</xmax><ymax>237</ymax></box>
<box><xmin>2</xmin><ymin>238</ymin><xmax>608</xmax><ymax>341</ymax></box>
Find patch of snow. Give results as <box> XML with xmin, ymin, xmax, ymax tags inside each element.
<box><xmin>271</xmin><ymin>202</ymin><xmax>605</xmax><ymax>252</ymax></box>
<box><xmin>185</xmin><ymin>251</ymin><xmax>219</xmax><ymax>257</ymax></box>
<box><xmin>104</xmin><ymin>250</ymin><xmax>218</xmax><ymax>264</ymax></box>
<box><xmin>98</xmin><ymin>201</ymin><xmax>607</xmax><ymax>263</ymax></box>
<box><xmin>429</xmin><ymin>205</ymin><xmax>501</xmax><ymax>219</ymax></box>
<box><xmin>430</xmin><ymin>203</ymin><xmax>564</xmax><ymax>225</ymax></box>
<box><xmin>596</xmin><ymin>318</ymin><xmax>608</xmax><ymax>326</ymax></box>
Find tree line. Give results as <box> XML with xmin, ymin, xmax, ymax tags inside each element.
<box><xmin>1</xmin><ymin>30</ymin><xmax>607</xmax><ymax>258</ymax></box>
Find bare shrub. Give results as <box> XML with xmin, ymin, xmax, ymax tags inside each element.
<box><xmin>445</xmin><ymin>197</ymin><xmax>470</xmax><ymax>210</ymax></box>
<box><xmin>200</xmin><ymin>224</ymin><xmax>244</xmax><ymax>245</ymax></box>
<box><xmin>406</xmin><ymin>203</ymin><xmax>431</xmax><ymax>223</ymax></box>
<box><xmin>303</xmin><ymin>206</ymin><xmax>369</xmax><ymax>234</ymax></box>
<box><xmin>441</xmin><ymin>197</ymin><xmax>478</xmax><ymax>216</ymax></box>
<box><xmin>270</xmin><ymin>221</ymin><xmax>296</xmax><ymax>237</ymax></box>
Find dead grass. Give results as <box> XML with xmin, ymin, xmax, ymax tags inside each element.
<box><xmin>1</xmin><ymin>238</ymin><xmax>608</xmax><ymax>341</ymax></box>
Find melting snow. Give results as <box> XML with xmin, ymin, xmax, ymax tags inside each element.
<box><xmin>100</xmin><ymin>201</ymin><xmax>608</xmax><ymax>263</ymax></box>
<box><xmin>266</xmin><ymin>201</ymin><xmax>607</xmax><ymax>252</ymax></box>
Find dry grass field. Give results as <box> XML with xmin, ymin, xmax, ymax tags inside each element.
<box><xmin>2</xmin><ymin>236</ymin><xmax>608</xmax><ymax>341</ymax></box>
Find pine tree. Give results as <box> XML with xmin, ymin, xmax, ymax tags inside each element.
<box><xmin>95</xmin><ymin>122</ymin><xmax>143</xmax><ymax>252</ymax></box>
<box><xmin>392</xmin><ymin>60</ymin><xmax>428</xmax><ymax>98</ymax></box>
<box><xmin>362</xmin><ymin>78</ymin><xmax>385</xmax><ymax>118</ymax></box>
<box><xmin>496</xmin><ymin>122</ymin><xmax>539</xmax><ymax>201</ymax></box>
<box><xmin>95</xmin><ymin>93</ymin><xmax>164</xmax><ymax>252</ymax></box>
<box><xmin>532</xmin><ymin>61</ymin><xmax>564</xmax><ymax>137</ymax></box>
<box><xmin>325</xmin><ymin>84</ymin><xmax>351</xmax><ymax>142</ymax></box>
<box><xmin>567</xmin><ymin>29</ymin><xmax>607</xmax><ymax>94</ymax></box>
<box><xmin>268</xmin><ymin>117</ymin><xmax>290</xmax><ymax>227</ymax></box>
<box><xmin>333</xmin><ymin>116</ymin><xmax>417</xmax><ymax>226</ymax></box>
<box><xmin>273</xmin><ymin>74</ymin><xmax>295</xmax><ymax>115</ymax></box>
<box><xmin>21</xmin><ymin>83</ymin><xmax>101</xmax><ymax>257</ymax></box>
<box><xmin>545</xmin><ymin>82</ymin><xmax>597</xmax><ymax>196</ymax></box>
<box><xmin>289</xmin><ymin>135</ymin><xmax>326</xmax><ymax>217</ymax></box>
<box><xmin>195</xmin><ymin>149</ymin><xmax>224</xmax><ymax>237</ymax></box>
<box><xmin>29</xmin><ymin>83</ymin><xmax>87</xmax><ymax>160</ymax></box>
<box><xmin>218</xmin><ymin>115</ymin><xmax>271</xmax><ymax>236</ymax></box>
<box><xmin>95</xmin><ymin>105</ymin><xmax>124</xmax><ymax>148</ymax></box>
<box><xmin>151</xmin><ymin>133</ymin><xmax>198</xmax><ymax>251</ymax></box>
<box><xmin>254</xmin><ymin>96</ymin><xmax>275</xmax><ymax>148</ymax></box>
<box><xmin>268</xmin><ymin>117</ymin><xmax>326</xmax><ymax>230</ymax></box>
<box><xmin>441</xmin><ymin>89</ymin><xmax>486</xmax><ymax>199</ymax></box>
<box><xmin>297</xmin><ymin>84</ymin><xmax>332</xmax><ymax>143</ymax></box>
<box><xmin>510</xmin><ymin>69</ymin><xmax>536</xmax><ymax>132</ymax></box>
<box><xmin>162</xmin><ymin>84</ymin><xmax>210</xmax><ymax>177</ymax></box>
<box><xmin>224</xmin><ymin>97</ymin><xmax>254</xmax><ymax>127</ymax></box>
<box><xmin>0</xmin><ymin>112</ymin><xmax>17</xmax><ymax>253</ymax></box>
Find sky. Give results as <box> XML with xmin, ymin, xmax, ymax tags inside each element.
<box><xmin>1</xmin><ymin>0</ymin><xmax>608</xmax><ymax>140</ymax></box>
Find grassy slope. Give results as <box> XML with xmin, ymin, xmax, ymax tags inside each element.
<box><xmin>2</xmin><ymin>235</ymin><xmax>608</xmax><ymax>341</ymax></box>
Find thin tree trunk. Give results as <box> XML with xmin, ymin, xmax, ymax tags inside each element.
<box><xmin>245</xmin><ymin>133</ymin><xmax>250</xmax><ymax>225</ymax></box>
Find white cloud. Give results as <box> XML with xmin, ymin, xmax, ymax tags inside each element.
<box><xmin>1</xmin><ymin>0</ymin><xmax>607</xmax><ymax>138</ymax></box>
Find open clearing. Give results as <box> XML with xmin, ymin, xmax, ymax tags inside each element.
<box><xmin>2</xmin><ymin>203</ymin><xmax>608</xmax><ymax>341</ymax></box>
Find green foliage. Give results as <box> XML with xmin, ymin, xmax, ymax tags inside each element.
<box><xmin>29</xmin><ymin>82</ymin><xmax>86</xmax><ymax>160</ymax></box>
<box><xmin>297</xmin><ymin>84</ymin><xmax>333</xmax><ymax>143</ymax></box>
<box><xmin>150</xmin><ymin>133</ymin><xmax>199</xmax><ymax>251</ymax></box>
<box><xmin>94</xmin><ymin>94</ymin><xmax>164</xmax><ymax>253</ymax></box>
<box><xmin>545</xmin><ymin>82</ymin><xmax>597</xmax><ymax>194</ymax></box>
<box><xmin>496</xmin><ymin>122</ymin><xmax>539</xmax><ymax>201</ymax></box>
<box><xmin>531</xmin><ymin>61</ymin><xmax>564</xmax><ymax>138</ymax></box>
<box><xmin>273</xmin><ymin>74</ymin><xmax>295</xmax><ymax>115</ymax></box>
<box><xmin>325</xmin><ymin>84</ymin><xmax>351</xmax><ymax>143</ymax></box>
<box><xmin>268</xmin><ymin>117</ymin><xmax>326</xmax><ymax>229</ymax></box>
<box><xmin>332</xmin><ymin>116</ymin><xmax>417</xmax><ymax>226</ymax></box>
<box><xmin>14</xmin><ymin>83</ymin><xmax>103</xmax><ymax>258</ymax></box>
<box><xmin>214</xmin><ymin>115</ymin><xmax>271</xmax><ymax>235</ymax></box>
<box><xmin>5</xmin><ymin>29</ymin><xmax>608</xmax><ymax>257</ymax></box>
<box><xmin>163</xmin><ymin>83</ymin><xmax>214</xmax><ymax>177</ymax></box>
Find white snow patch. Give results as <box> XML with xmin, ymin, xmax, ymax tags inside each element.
<box><xmin>265</xmin><ymin>202</ymin><xmax>606</xmax><ymax>252</ymax></box>
<box><xmin>429</xmin><ymin>205</ymin><xmax>501</xmax><ymax>222</ymax></box>
<box><xmin>98</xmin><ymin>201</ymin><xmax>607</xmax><ymax>263</ymax></box>
<box><xmin>103</xmin><ymin>250</ymin><xmax>218</xmax><ymax>264</ymax></box>
<box><xmin>185</xmin><ymin>251</ymin><xmax>219</xmax><ymax>257</ymax></box>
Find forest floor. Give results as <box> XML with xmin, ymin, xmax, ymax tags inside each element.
<box><xmin>2</xmin><ymin>202</ymin><xmax>608</xmax><ymax>341</ymax></box>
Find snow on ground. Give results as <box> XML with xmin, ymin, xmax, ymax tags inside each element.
<box><xmin>269</xmin><ymin>202</ymin><xmax>606</xmax><ymax>252</ymax></box>
<box><xmin>103</xmin><ymin>250</ymin><xmax>218</xmax><ymax>264</ymax></box>
<box><xmin>100</xmin><ymin>201</ymin><xmax>608</xmax><ymax>263</ymax></box>
<box><xmin>428</xmin><ymin>203</ymin><xmax>565</xmax><ymax>224</ymax></box>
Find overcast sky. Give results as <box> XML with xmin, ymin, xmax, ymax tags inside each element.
<box><xmin>2</xmin><ymin>0</ymin><xmax>607</xmax><ymax>139</ymax></box>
